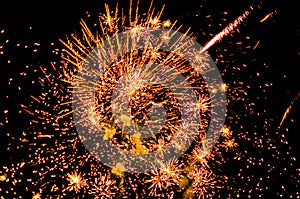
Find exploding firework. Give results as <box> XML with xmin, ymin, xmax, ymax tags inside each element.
<box><xmin>27</xmin><ymin>1</ymin><xmax>229</xmax><ymax>197</ymax></box>
<box><xmin>1</xmin><ymin>0</ymin><xmax>299</xmax><ymax>198</ymax></box>
<box><xmin>66</xmin><ymin>171</ymin><xmax>86</xmax><ymax>193</ymax></box>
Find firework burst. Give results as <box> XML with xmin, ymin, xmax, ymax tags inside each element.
<box><xmin>1</xmin><ymin>0</ymin><xmax>299</xmax><ymax>198</ymax></box>
<box><xmin>66</xmin><ymin>171</ymin><xmax>86</xmax><ymax>193</ymax></box>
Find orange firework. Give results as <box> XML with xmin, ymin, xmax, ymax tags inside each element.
<box><xmin>66</xmin><ymin>171</ymin><xmax>87</xmax><ymax>193</ymax></box>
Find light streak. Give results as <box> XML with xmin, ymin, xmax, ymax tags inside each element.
<box><xmin>260</xmin><ymin>11</ymin><xmax>277</xmax><ymax>23</ymax></box>
<box><xmin>278</xmin><ymin>92</ymin><xmax>300</xmax><ymax>129</ymax></box>
<box><xmin>200</xmin><ymin>9</ymin><xmax>251</xmax><ymax>53</ymax></box>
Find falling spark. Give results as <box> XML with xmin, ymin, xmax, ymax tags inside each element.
<box><xmin>260</xmin><ymin>11</ymin><xmax>277</xmax><ymax>23</ymax></box>
<box><xmin>253</xmin><ymin>40</ymin><xmax>261</xmax><ymax>49</ymax></box>
<box><xmin>278</xmin><ymin>92</ymin><xmax>300</xmax><ymax>129</ymax></box>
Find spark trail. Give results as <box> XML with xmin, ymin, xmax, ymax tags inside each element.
<box><xmin>200</xmin><ymin>9</ymin><xmax>251</xmax><ymax>53</ymax></box>
<box><xmin>278</xmin><ymin>92</ymin><xmax>300</xmax><ymax>129</ymax></box>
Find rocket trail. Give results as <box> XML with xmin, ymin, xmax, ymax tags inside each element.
<box><xmin>200</xmin><ymin>9</ymin><xmax>251</xmax><ymax>54</ymax></box>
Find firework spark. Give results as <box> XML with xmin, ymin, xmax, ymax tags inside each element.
<box><xmin>260</xmin><ymin>11</ymin><xmax>277</xmax><ymax>23</ymax></box>
<box><xmin>278</xmin><ymin>92</ymin><xmax>300</xmax><ymax>129</ymax></box>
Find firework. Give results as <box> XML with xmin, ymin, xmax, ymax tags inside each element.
<box><xmin>145</xmin><ymin>159</ymin><xmax>183</xmax><ymax>198</ymax></box>
<box><xmin>88</xmin><ymin>172</ymin><xmax>118</xmax><ymax>198</ymax></box>
<box><xmin>55</xmin><ymin>1</ymin><xmax>227</xmax><ymax>196</ymax></box>
<box><xmin>66</xmin><ymin>171</ymin><xmax>86</xmax><ymax>193</ymax></box>
<box><xmin>1</xmin><ymin>0</ymin><xmax>299</xmax><ymax>199</ymax></box>
<box><xmin>187</xmin><ymin>165</ymin><xmax>218</xmax><ymax>199</ymax></box>
<box><xmin>62</xmin><ymin>0</ymin><xmax>230</xmax><ymax>175</ymax></box>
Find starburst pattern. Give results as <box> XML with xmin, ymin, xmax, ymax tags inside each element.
<box><xmin>0</xmin><ymin>0</ymin><xmax>299</xmax><ymax>198</ymax></box>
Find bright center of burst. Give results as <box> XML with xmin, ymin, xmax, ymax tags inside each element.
<box><xmin>121</xmin><ymin>84</ymin><xmax>168</xmax><ymax>138</ymax></box>
<box><xmin>110</xmin><ymin>64</ymin><xmax>175</xmax><ymax>139</ymax></box>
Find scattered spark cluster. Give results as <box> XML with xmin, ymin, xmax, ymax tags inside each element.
<box><xmin>0</xmin><ymin>1</ymin><xmax>299</xmax><ymax>199</ymax></box>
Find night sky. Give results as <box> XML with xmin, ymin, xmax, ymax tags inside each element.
<box><xmin>0</xmin><ymin>0</ymin><xmax>299</xmax><ymax>198</ymax></box>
